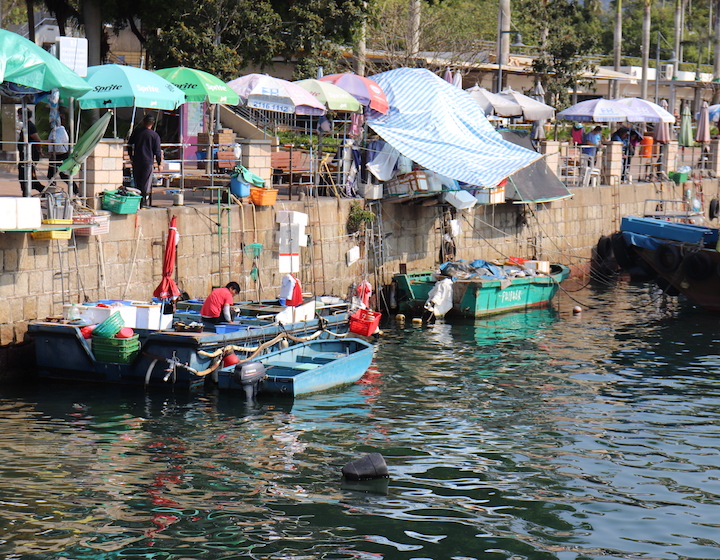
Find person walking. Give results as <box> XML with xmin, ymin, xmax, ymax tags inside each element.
<box><xmin>47</xmin><ymin>113</ymin><xmax>71</xmax><ymax>190</ymax></box>
<box><xmin>127</xmin><ymin>114</ymin><xmax>163</xmax><ymax>208</ymax></box>
<box><xmin>17</xmin><ymin>107</ymin><xmax>45</xmax><ymax>195</ymax></box>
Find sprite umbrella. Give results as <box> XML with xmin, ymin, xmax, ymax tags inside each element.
<box><xmin>0</xmin><ymin>29</ymin><xmax>90</xmax><ymax>98</ymax></box>
<box><xmin>58</xmin><ymin>111</ymin><xmax>112</xmax><ymax>176</ymax></box>
<box><xmin>293</xmin><ymin>78</ymin><xmax>362</xmax><ymax>112</ymax></box>
<box><xmin>154</xmin><ymin>66</ymin><xmax>239</xmax><ymax>105</ymax></box>
<box><xmin>678</xmin><ymin>104</ymin><xmax>694</xmax><ymax>148</ymax></box>
<box><xmin>153</xmin><ymin>215</ymin><xmax>181</xmax><ymax>302</ymax></box>
<box><xmin>77</xmin><ymin>64</ymin><xmax>185</xmax><ymax>110</ymax></box>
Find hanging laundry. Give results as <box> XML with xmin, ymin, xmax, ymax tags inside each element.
<box><xmin>356</xmin><ymin>280</ymin><xmax>372</xmax><ymax>307</ymax></box>
<box><xmin>366</xmin><ymin>141</ymin><xmax>400</xmax><ymax>181</ymax></box>
<box><xmin>280</xmin><ymin>274</ymin><xmax>304</xmax><ymax>307</ymax></box>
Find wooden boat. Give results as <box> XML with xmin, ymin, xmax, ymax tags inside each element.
<box><xmin>393</xmin><ymin>261</ymin><xmax>570</xmax><ymax>318</ymax></box>
<box><xmin>617</xmin><ymin>216</ymin><xmax>720</xmax><ymax>311</ymax></box>
<box><xmin>214</xmin><ymin>338</ymin><xmax>375</xmax><ymax>397</ymax></box>
<box><xmin>27</xmin><ymin>299</ymin><xmax>350</xmax><ymax>389</ymax></box>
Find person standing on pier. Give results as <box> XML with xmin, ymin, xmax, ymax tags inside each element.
<box><xmin>127</xmin><ymin>114</ymin><xmax>163</xmax><ymax>208</ymax></box>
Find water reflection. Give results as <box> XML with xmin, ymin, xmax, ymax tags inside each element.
<box><xmin>0</xmin><ymin>284</ymin><xmax>719</xmax><ymax>558</ymax></box>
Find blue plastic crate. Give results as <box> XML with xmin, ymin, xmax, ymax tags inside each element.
<box><xmin>214</xmin><ymin>324</ymin><xmax>248</xmax><ymax>334</ymax></box>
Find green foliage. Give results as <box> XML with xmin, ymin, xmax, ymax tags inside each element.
<box><xmin>517</xmin><ymin>0</ymin><xmax>600</xmax><ymax>109</ymax></box>
<box><xmin>347</xmin><ymin>201</ymin><xmax>375</xmax><ymax>234</ymax></box>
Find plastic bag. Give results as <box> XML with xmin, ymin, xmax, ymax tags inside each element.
<box><xmin>230</xmin><ymin>164</ymin><xmax>265</xmax><ymax>187</ymax></box>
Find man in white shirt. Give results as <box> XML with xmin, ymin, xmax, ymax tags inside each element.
<box><xmin>47</xmin><ymin>113</ymin><xmax>70</xmax><ymax>188</ymax></box>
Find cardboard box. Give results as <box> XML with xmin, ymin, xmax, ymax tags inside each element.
<box><xmin>385</xmin><ymin>170</ymin><xmax>428</xmax><ymax>195</ymax></box>
<box><xmin>476</xmin><ymin>184</ymin><xmax>506</xmax><ymax>204</ymax></box>
<box><xmin>213</xmin><ymin>132</ymin><xmax>235</xmax><ymax>145</ymax></box>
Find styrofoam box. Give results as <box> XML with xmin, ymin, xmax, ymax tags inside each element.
<box><xmin>16</xmin><ymin>198</ymin><xmax>42</xmax><ymax>229</ymax></box>
<box><xmin>443</xmin><ymin>189</ymin><xmax>477</xmax><ymax>210</ymax></box>
<box><xmin>0</xmin><ymin>199</ymin><xmax>17</xmax><ymax>229</ymax></box>
<box><xmin>359</xmin><ymin>183</ymin><xmax>383</xmax><ymax>200</ymax></box>
<box><xmin>133</xmin><ymin>304</ymin><xmax>168</xmax><ymax>329</ymax></box>
<box><xmin>276</xmin><ymin>210</ymin><xmax>309</xmax><ymax>226</ymax></box>
<box><xmin>524</xmin><ymin>260</ymin><xmax>550</xmax><ymax>274</ymax></box>
<box><xmin>80</xmin><ymin>304</ymin><xmax>137</xmax><ymax>328</ymax></box>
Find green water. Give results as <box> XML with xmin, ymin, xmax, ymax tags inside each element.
<box><xmin>1</xmin><ymin>284</ymin><xmax>720</xmax><ymax>559</ymax></box>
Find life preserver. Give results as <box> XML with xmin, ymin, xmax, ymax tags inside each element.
<box><xmin>655</xmin><ymin>243</ymin><xmax>681</xmax><ymax>272</ymax></box>
<box><xmin>709</xmin><ymin>198</ymin><xmax>720</xmax><ymax>220</ymax></box>
<box><xmin>610</xmin><ymin>232</ymin><xmax>636</xmax><ymax>269</ymax></box>
<box><xmin>596</xmin><ymin>235</ymin><xmax>613</xmax><ymax>261</ymax></box>
<box><xmin>682</xmin><ymin>250</ymin><xmax>713</xmax><ymax>281</ymax></box>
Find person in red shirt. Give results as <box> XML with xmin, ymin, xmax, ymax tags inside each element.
<box><xmin>200</xmin><ymin>282</ymin><xmax>240</xmax><ymax>323</ymax></box>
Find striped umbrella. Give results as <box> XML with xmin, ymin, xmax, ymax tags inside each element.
<box><xmin>678</xmin><ymin>104</ymin><xmax>695</xmax><ymax>147</ymax></box>
<box><xmin>695</xmin><ymin>100</ymin><xmax>711</xmax><ymax>144</ymax></box>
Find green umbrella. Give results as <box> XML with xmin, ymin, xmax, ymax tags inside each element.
<box><xmin>154</xmin><ymin>67</ymin><xmax>240</xmax><ymax>104</ymax></box>
<box><xmin>294</xmin><ymin>79</ymin><xmax>362</xmax><ymax>112</ymax></box>
<box><xmin>678</xmin><ymin>104</ymin><xmax>695</xmax><ymax>148</ymax></box>
<box><xmin>58</xmin><ymin>111</ymin><xmax>112</xmax><ymax>176</ymax></box>
<box><xmin>0</xmin><ymin>29</ymin><xmax>90</xmax><ymax>98</ymax></box>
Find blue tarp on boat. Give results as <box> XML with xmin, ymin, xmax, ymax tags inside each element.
<box><xmin>366</xmin><ymin>68</ymin><xmax>541</xmax><ymax>187</ymax></box>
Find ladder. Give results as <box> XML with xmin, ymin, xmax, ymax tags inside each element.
<box><xmin>211</xmin><ymin>186</ymin><xmax>233</xmax><ymax>286</ymax></box>
<box><xmin>52</xmin><ymin>232</ymin><xmax>83</xmax><ymax>311</ymax></box>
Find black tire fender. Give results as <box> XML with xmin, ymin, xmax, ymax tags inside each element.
<box><xmin>596</xmin><ymin>235</ymin><xmax>613</xmax><ymax>260</ymax></box>
<box><xmin>655</xmin><ymin>243</ymin><xmax>682</xmax><ymax>272</ymax></box>
<box><xmin>610</xmin><ymin>232</ymin><xmax>636</xmax><ymax>269</ymax></box>
<box><xmin>709</xmin><ymin>198</ymin><xmax>720</xmax><ymax>220</ymax></box>
<box><xmin>682</xmin><ymin>250</ymin><xmax>713</xmax><ymax>281</ymax></box>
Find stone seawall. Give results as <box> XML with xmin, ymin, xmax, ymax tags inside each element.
<box><xmin>1</xmin><ymin>178</ymin><xmax>717</xmax><ymax>376</ymax></box>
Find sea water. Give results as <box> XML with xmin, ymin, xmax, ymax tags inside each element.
<box><xmin>0</xmin><ymin>283</ymin><xmax>719</xmax><ymax>559</ymax></box>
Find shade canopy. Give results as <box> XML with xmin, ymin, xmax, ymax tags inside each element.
<box><xmin>58</xmin><ymin>111</ymin><xmax>112</xmax><ymax>176</ymax></box>
<box><xmin>707</xmin><ymin>104</ymin><xmax>720</xmax><ymax>122</ymax></box>
<box><xmin>0</xmin><ymin>29</ymin><xmax>90</xmax><ymax>98</ymax></box>
<box><xmin>227</xmin><ymin>73</ymin><xmax>326</xmax><ymax>116</ymax></box>
<box><xmin>154</xmin><ymin>67</ymin><xmax>239</xmax><ymax>105</ymax></box>
<box><xmin>497</xmin><ymin>88</ymin><xmax>555</xmax><ymax>120</ymax></box>
<box><xmin>319</xmin><ymin>73</ymin><xmax>389</xmax><ymax>114</ymax></box>
<box><xmin>77</xmin><ymin>64</ymin><xmax>186</xmax><ymax>110</ymax></box>
<box><xmin>294</xmin><ymin>79</ymin><xmax>362</xmax><ymax>112</ymax></box>
<box><xmin>557</xmin><ymin>98</ymin><xmax>632</xmax><ymax>122</ymax></box>
<box><xmin>613</xmin><ymin>97</ymin><xmax>675</xmax><ymax>123</ymax></box>
<box><xmin>366</xmin><ymin>67</ymin><xmax>540</xmax><ymax>188</ymax></box>
<box><xmin>465</xmin><ymin>85</ymin><xmax>522</xmax><ymax>117</ymax></box>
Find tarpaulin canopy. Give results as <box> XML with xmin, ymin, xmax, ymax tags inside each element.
<box><xmin>366</xmin><ymin>68</ymin><xmax>540</xmax><ymax>187</ymax></box>
<box><xmin>498</xmin><ymin>130</ymin><xmax>573</xmax><ymax>203</ymax></box>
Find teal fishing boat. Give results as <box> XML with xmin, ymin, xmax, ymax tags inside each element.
<box><xmin>394</xmin><ymin>260</ymin><xmax>570</xmax><ymax>318</ymax></box>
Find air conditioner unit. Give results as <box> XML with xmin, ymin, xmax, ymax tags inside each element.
<box><xmin>659</xmin><ymin>64</ymin><xmax>674</xmax><ymax>80</ymax></box>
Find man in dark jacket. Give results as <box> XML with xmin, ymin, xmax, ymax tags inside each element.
<box><xmin>127</xmin><ymin>114</ymin><xmax>162</xmax><ymax>207</ymax></box>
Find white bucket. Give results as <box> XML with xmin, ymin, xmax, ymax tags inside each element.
<box><xmin>172</xmin><ymin>191</ymin><xmax>184</xmax><ymax>206</ymax></box>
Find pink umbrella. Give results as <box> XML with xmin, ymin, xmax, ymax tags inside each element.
<box><xmin>227</xmin><ymin>73</ymin><xmax>326</xmax><ymax>115</ymax></box>
<box><xmin>153</xmin><ymin>215</ymin><xmax>181</xmax><ymax>303</ymax></box>
<box><xmin>654</xmin><ymin>99</ymin><xmax>672</xmax><ymax>144</ymax></box>
<box><xmin>695</xmin><ymin>100</ymin><xmax>711</xmax><ymax>144</ymax></box>
<box><xmin>319</xmin><ymin>73</ymin><xmax>389</xmax><ymax>114</ymax></box>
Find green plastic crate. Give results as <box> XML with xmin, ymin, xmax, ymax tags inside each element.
<box><xmin>102</xmin><ymin>190</ymin><xmax>142</xmax><ymax>214</ymax></box>
<box><xmin>92</xmin><ymin>333</ymin><xmax>139</xmax><ymax>350</ymax></box>
<box><xmin>93</xmin><ymin>345</ymin><xmax>140</xmax><ymax>363</ymax></box>
<box><xmin>668</xmin><ymin>171</ymin><xmax>689</xmax><ymax>184</ymax></box>
<box><xmin>92</xmin><ymin>311</ymin><xmax>124</xmax><ymax>338</ymax></box>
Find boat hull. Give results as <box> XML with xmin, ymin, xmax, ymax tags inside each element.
<box><xmin>394</xmin><ymin>265</ymin><xmax>570</xmax><ymax>318</ymax></box>
<box><xmin>28</xmin><ymin>313</ymin><xmax>349</xmax><ymax>389</ymax></box>
<box><xmin>214</xmin><ymin>338</ymin><xmax>375</xmax><ymax>396</ymax></box>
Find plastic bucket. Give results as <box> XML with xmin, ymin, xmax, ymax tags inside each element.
<box><xmin>230</xmin><ymin>176</ymin><xmax>250</xmax><ymax>198</ymax></box>
<box><xmin>640</xmin><ymin>136</ymin><xmax>654</xmax><ymax>158</ymax></box>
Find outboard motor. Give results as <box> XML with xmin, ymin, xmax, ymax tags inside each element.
<box><xmin>233</xmin><ymin>362</ymin><xmax>267</xmax><ymax>399</ymax></box>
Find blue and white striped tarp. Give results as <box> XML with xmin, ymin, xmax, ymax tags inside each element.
<box><xmin>367</xmin><ymin>68</ymin><xmax>541</xmax><ymax>187</ymax></box>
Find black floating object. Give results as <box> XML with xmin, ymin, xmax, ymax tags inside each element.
<box><xmin>342</xmin><ymin>453</ymin><xmax>389</xmax><ymax>481</ymax></box>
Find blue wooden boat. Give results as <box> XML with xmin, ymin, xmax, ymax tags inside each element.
<box><xmin>394</xmin><ymin>261</ymin><xmax>570</xmax><ymax>318</ymax></box>
<box><xmin>214</xmin><ymin>338</ymin><xmax>375</xmax><ymax>397</ymax></box>
<box><xmin>27</xmin><ymin>299</ymin><xmax>350</xmax><ymax>389</ymax></box>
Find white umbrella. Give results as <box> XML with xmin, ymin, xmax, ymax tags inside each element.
<box><xmin>452</xmin><ymin>71</ymin><xmax>463</xmax><ymax>88</ymax></box>
<box><xmin>613</xmin><ymin>97</ymin><xmax>675</xmax><ymax>123</ymax></box>
<box><xmin>465</xmin><ymin>85</ymin><xmax>522</xmax><ymax>117</ymax></box>
<box><xmin>497</xmin><ymin>87</ymin><xmax>555</xmax><ymax>120</ymax></box>
<box><xmin>557</xmin><ymin>98</ymin><xmax>632</xmax><ymax>123</ymax></box>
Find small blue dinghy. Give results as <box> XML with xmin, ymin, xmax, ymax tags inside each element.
<box><xmin>215</xmin><ymin>338</ymin><xmax>375</xmax><ymax>397</ymax></box>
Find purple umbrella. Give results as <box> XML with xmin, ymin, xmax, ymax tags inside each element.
<box><xmin>319</xmin><ymin>73</ymin><xmax>389</xmax><ymax>114</ymax></box>
<box><xmin>442</xmin><ymin>68</ymin><xmax>453</xmax><ymax>83</ymax></box>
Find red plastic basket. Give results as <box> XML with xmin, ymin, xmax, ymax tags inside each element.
<box><xmin>349</xmin><ymin>309</ymin><xmax>382</xmax><ymax>336</ymax></box>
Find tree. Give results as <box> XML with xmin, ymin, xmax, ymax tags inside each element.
<box><xmin>517</xmin><ymin>0</ymin><xmax>600</xmax><ymax>108</ymax></box>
